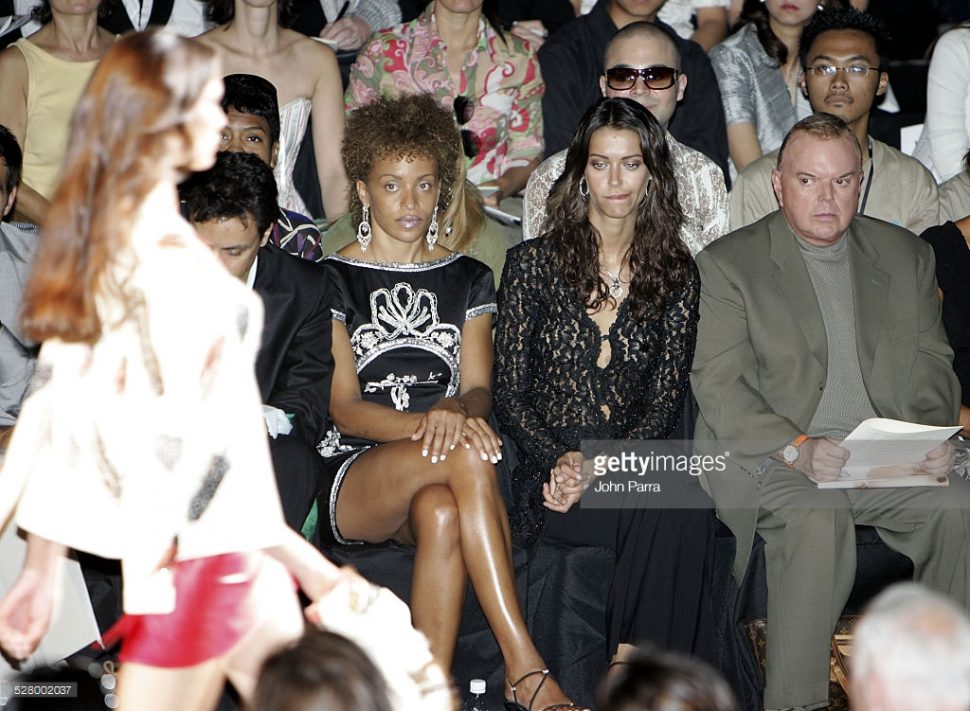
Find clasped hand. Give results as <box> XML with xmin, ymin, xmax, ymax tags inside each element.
<box><xmin>799</xmin><ymin>437</ymin><xmax>955</xmax><ymax>481</ymax></box>
<box><xmin>410</xmin><ymin>398</ymin><xmax>503</xmax><ymax>464</ymax></box>
<box><xmin>543</xmin><ymin>451</ymin><xmax>592</xmax><ymax>513</ymax></box>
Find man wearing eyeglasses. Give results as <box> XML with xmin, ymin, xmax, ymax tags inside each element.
<box><xmin>523</xmin><ymin>21</ymin><xmax>728</xmax><ymax>253</ymax></box>
<box><xmin>729</xmin><ymin>8</ymin><xmax>939</xmax><ymax>235</ymax></box>
<box><xmin>538</xmin><ymin>0</ymin><xmax>729</xmax><ymax>179</ymax></box>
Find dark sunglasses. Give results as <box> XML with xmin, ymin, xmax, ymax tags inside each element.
<box><xmin>453</xmin><ymin>95</ymin><xmax>481</xmax><ymax>159</ymax></box>
<box><xmin>605</xmin><ymin>65</ymin><xmax>679</xmax><ymax>91</ymax></box>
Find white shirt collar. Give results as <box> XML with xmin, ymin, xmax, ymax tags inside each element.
<box><xmin>246</xmin><ymin>255</ymin><xmax>259</xmax><ymax>290</ymax></box>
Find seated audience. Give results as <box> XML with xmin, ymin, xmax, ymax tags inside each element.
<box><xmin>523</xmin><ymin>21</ymin><xmax>728</xmax><ymax>253</ymax></box>
<box><xmin>250</xmin><ymin>629</ymin><xmax>392</xmax><ymax>711</ymax></box>
<box><xmin>220</xmin><ymin>73</ymin><xmax>324</xmax><ymax>262</ymax></box>
<box><xmin>598</xmin><ymin>648</ymin><xmax>739</xmax><ymax>711</ymax></box>
<box><xmin>710</xmin><ymin>0</ymin><xmax>847</xmax><ymax>177</ymax></box>
<box><xmin>658</xmin><ymin>0</ymin><xmax>731</xmax><ymax>51</ymax></box>
<box><xmin>539</xmin><ymin>0</ymin><xmax>729</xmax><ymax>176</ymax></box>
<box><xmin>180</xmin><ymin>151</ymin><xmax>333</xmax><ymax>532</ymax></box>
<box><xmin>0</xmin><ymin>125</ymin><xmax>35</xmax><ymax>448</ymax></box>
<box><xmin>914</xmin><ymin>23</ymin><xmax>970</xmax><ymax>182</ymax></box>
<box><xmin>198</xmin><ymin>0</ymin><xmax>349</xmax><ymax>219</ymax></box>
<box><xmin>319</xmin><ymin>93</ymin><xmax>580</xmax><ymax>711</ymax></box>
<box><xmin>0</xmin><ymin>0</ymin><xmax>114</xmax><ymax>224</ymax></box>
<box><xmin>345</xmin><ymin>0</ymin><xmax>544</xmax><ymax>211</ymax></box>
<box><xmin>851</xmin><ymin>583</ymin><xmax>970</xmax><ymax>711</ymax></box>
<box><xmin>290</xmin><ymin>0</ymin><xmax>402</xmax><ymax>52</ymax></box>
<box><xmin>729</xmin><ymin>8</ymin><xmax>939</xmax><ymax>234</ymax></box>
<box><xmin>495</xmin><ymin>98</ymin><xmax>714</xmax><ymax>665</ymax></box>
<box><xmin>692</xmin><ymin>113</ymin><xmax>968</xmax><ymax>711</ymax></box>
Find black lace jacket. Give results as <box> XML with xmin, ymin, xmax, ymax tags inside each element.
<box><xmin>493</xmin><ymin>239</ymin><xmax>700</xmax><ymax>546</ymax></box>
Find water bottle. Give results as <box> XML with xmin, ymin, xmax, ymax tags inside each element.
<box><xmin>464</xmin><ymin>678</ymin><xmax>488</xmax><ymax>711</ymax></box>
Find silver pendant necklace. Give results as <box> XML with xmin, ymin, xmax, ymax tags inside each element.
<box><xmin>603</xmin><ymin>270</ymin><xmax>625</xmax><ymax>299</ymax></box>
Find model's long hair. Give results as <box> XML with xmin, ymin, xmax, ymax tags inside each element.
<box><xmin>544</xmin><ymin>98</ymin><xmax>689</xmax><ymax>322</ymax></box>
<box><xmin>737</xmin><ymin>0</ymin><xmax>849</xmax><ymax>65</ymax></box>
<box><xmin>22</xmin><ymin>29</ymin><xmax>219</xmax><ymax>344</ymax></box>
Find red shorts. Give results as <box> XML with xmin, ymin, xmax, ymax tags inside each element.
<box><xmin>104</xmin><ymin>553</ymin><xmax>255</xmax><ymax>668</ymax></box>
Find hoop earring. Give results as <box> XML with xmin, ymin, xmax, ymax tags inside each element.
<box><xmin>579</xmin><ymin>177</ymin><xmax>589</xmax><ymax>198</ymax></box>
<box><xmin>357</xmin><ymin>205</ymin><xmax>372</xmax><ymax>252</ymax></box>
<box><xmin>426</xmin><ymin>204</ymin><xmax>439</xmax><ymax>251</ymax></box>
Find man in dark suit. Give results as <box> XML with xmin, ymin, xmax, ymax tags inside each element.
<box><xmin>692</xmin><ymin>113</ymin><xmax>969</xmax><ymax>711</ymax></box>
<box><xmin>180</xmin><ymin>151</ymin><xmax>333</xmax><ymax>531</ymax></box>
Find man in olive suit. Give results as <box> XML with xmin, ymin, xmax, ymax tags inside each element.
<box><xmin>692</xmin><ymin>113</ymin><xmax>969</xmax><ymax>711</ymax></box>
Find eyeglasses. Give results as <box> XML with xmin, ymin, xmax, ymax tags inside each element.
<box><xmin>453</xmin><ymin>96</ymin><xmax>481</xmax><ymax>159</ymax></box>
<box><xmin>807</xmin><ymin>64</ymin><xmax>881</xmax><ymax>79</ymax></box>
<box><xmin>605</xmin><ymin>65</ymin><xmax>679</xmax><ymax>91</ymax></box>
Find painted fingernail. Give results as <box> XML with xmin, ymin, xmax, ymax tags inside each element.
<box><xmin>422</xmin><ymin>449</ymin><xmax>428</xmax><ymax>457</ymax></box>
<box><xmin>481</xmin><ymin>453</ymin><xmax>489</xmax><ymax>461</ymax></box>
<box><xmin>497</xmin><ymin>453</ymin><xmax>503</xmax><ymax>460</ymax></box>
<box><xmin>491</xmin><ymin>455</ymin><xmax>499</xmax><ymax>464</ymax></box>
<box><xmin>464</xmin><ymin>443</ymin><xmax>471</xmax><ymax>449</ymax></box>
<box><xmin>440</xmin><ymin>454</ymin><xmax>447</xmax><ymax>461</ymax></box>
<box><xmin>431</xmin><ymin>455</ymin><xmax>438</xmax><ymax>463</ymax></box>
<box><xmin>450</xmin><ymin>444</ymin><xmax>456</xmax><ymax>450</ymax></box>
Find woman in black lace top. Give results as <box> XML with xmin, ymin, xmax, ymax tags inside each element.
<box><xmin>494</xmin><ymin>98</ymin><xmax>714</xmax><ymax>664</ymax></box>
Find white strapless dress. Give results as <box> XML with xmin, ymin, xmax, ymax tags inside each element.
<box><xmin>275</xmin><ymin>97</ymin><xmax>313</xmax><ymax>215</ymax></box>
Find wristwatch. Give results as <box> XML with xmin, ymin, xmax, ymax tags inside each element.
<box><xmin>782</xmin><ymin>434</ymin><xmax>810</xmax><ymax>467</ymax></box>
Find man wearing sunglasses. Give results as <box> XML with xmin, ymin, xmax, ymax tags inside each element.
<box><xmin>524</xmin><ymin>21</ymin><xmax>728</xmax><ymax>254</ymax></box>
<box><xmin>538</xmin><ymin>0</ymin><xmax>729</xmax><ymax>180</ymax></box>
<box><xmin>729</xmin><ymin>8</ymin><xmax>939</xmax><ymax>235</ymax></box>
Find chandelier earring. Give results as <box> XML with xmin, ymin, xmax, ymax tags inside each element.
<box><xmin>579</xmin><ymin>177</ymin><xmax>589</xmax><ymax>198</ymax></box>
<box><xmin>356</xmin><ymin>205</ymin><xmax>372</xmax><ymax>252</ymax></box>
<box><xmin>426</xmin><ymin>203</ymin><xmax>440</xmax><ymax>251</ymax></box>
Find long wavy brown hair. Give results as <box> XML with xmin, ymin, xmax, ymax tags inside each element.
<box><xmin>22</xmin><ymin>29</ymin><xmax>219</xmax><ymax>344</ymax></box>
<box><xmin>545</xmin><ymin>98</ymin><xmax>690</xmax><ymax>322</ymax></box>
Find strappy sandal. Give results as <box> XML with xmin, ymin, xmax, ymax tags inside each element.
<box><xmin>504</xmin><ymin>668</ymin><xmax>588</xmax><ymax>711</ymax></box>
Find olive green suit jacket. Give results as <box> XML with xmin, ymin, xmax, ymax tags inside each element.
<box><xmin>691</xmin><ymin>211</ymin><xmax>960</xmax><ymax>581</ymax></box>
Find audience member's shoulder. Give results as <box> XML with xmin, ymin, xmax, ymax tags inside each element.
<box><xmin>534</xmin><ymin>149</ymin><xmax>567</xmax><ymax>181</ymax></box>
<box><xmin>538</xmin><ymin>11</ymin><xmax>591</xmax><ymax>55</ymax></box>
<box><xmin>873</xmin><ymin>138</ymin><xmax>935</xmax><ymax>180</ymax></box>
<box><xmin>709</xmin><ymin>26</ymin><xmax>747</xmax><ymax>57</ymax></box>
<box><xmin>737</xmin><ymin>151</ymin><xmax>776</xmax><ymax>181</ymax></box>
<box><xmin>264</xmin><ymin>242</ymin><xmax>326</xmax><ymax>277</ymax></box>
<box><xmin>497</xmin><ymin>27</ymin><xmax>539</xmax><ymax>59</ymax></box>
<box><xmin>507</xmin><ymin>235</ymin><xmax>553</xmax><ymax>265</ymax></box>
<box><xmin>851</xmin><ymin>214</ymin><xmax>929</xmax><ymax>255</ymax></box>
<box><xmin>669</xmin><ymin>137</ymin><xmax>721</xmax><ymax>177</ymax></box>
<box><xmin>455</xmin><ymin>251</ymin><xmax>495</xmax><ymax>281</ymax></box>
<box><xmin>672</xmin><ymin>32</ymin><xmax>711</xmax><ymax>66</ymax></box>
<box><xmin>700</xmin><ymin>213</ymin><xmax>775</xmax><ymax>258</ymax></box>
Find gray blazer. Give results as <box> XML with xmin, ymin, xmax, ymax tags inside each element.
<box><xmin>691</xmin><ymin>210</ymin><xmax>959</xmax><ymax>580</ymax></box>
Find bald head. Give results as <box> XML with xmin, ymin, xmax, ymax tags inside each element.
<box><xmin>852</xmin><ymin>584</ymin><xmax>970</xmax><ymax>711</ymax></box>
<box><xmin>599</xmin><ymin>22</ymin><xmax>686</xmax><ymax>129</ymax></box>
